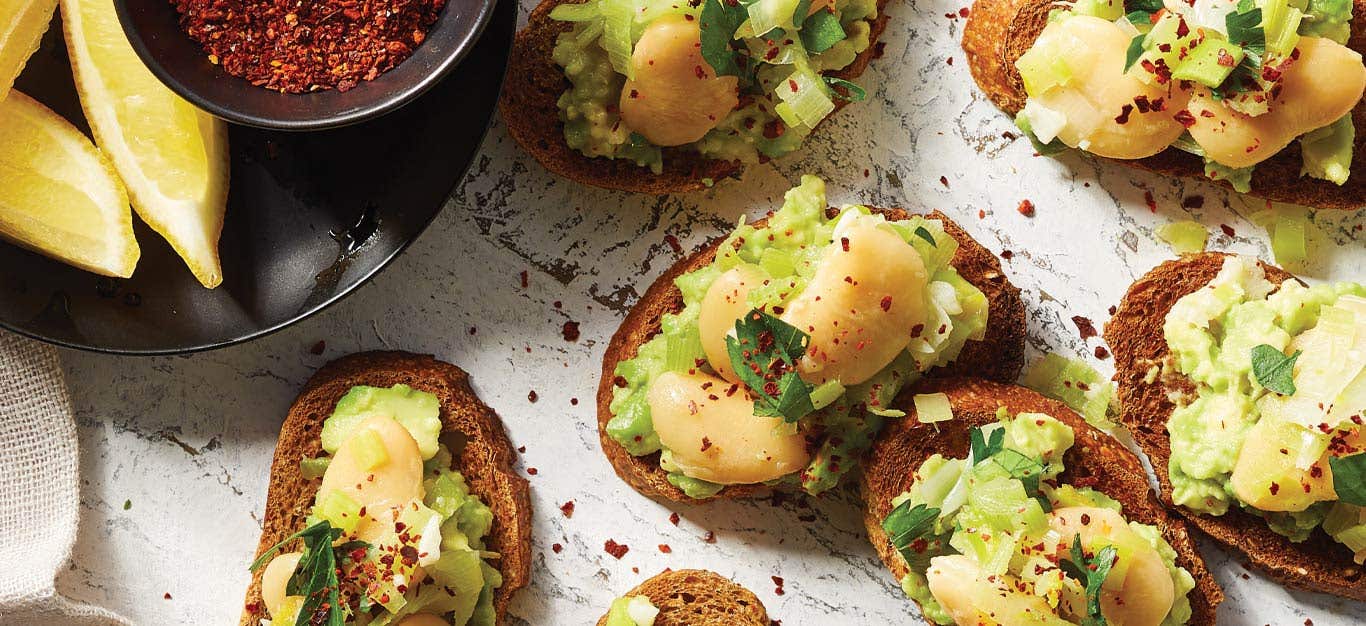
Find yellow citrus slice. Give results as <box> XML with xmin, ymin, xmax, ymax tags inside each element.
<box><xmin>0</xmin><ymin>0</ymin><xmax>57</xmax><ymax>101</ymax></box>
<box><xmin>0</xmin><ymin>90</ymin><xmax>139</xmax><ymax>276</ymax></box>
<box><xmin>61</xmin><ymin>0</ymin><xmax>229</xmax><ymax>288</ymax></box>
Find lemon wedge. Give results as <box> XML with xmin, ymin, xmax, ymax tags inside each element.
<box><xmin>0</xmin><ymin>90</ymin><xmax>139</xmax><ymax>276</ymax></box>
<box><xmin>61</xmin><ymin>0</ymin><xmax>229</xmax><ymax>288</ymax></box>
<box><xmin>0</xmin><ymin>0</ymin><xmax>57</xmax><ymax>100</ymax></box>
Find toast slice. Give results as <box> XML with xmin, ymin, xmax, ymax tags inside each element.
<box><xmin>1105</xmin><ymin>253</ymin><xmax>1366</xmax><ymax>600</ymax></box>
<box><xmin>595</xmin><ymin>569</ymin><xmax>770</xmax><ymax>626</ymax></box>
<box><xmin>499</xmin><ymin>0</ymin><xmax>891</xmax><ymax>193</ymax></box>
<box><xmin>961</xmin><ymin>0</ymin><xmax>1366</xmax><ymax>210</ymax></box>
<box><xmin>596</xmin><ymin>208</ymin><xmax>1026</xmax><ymax>502</ymax></box>
<box><xmin>860</xmin><ymin>377</ymin><xmax>1223</xmax><ymax>625</ymax></box>
<box><xmin>239</xmin><ymin>352</ymin><xmax>533</xmax><ymax>626</ymax></box>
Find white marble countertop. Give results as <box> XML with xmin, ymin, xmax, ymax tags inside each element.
<box><xmin>51</xmin><ymin>0</ymin><xmax>1366</xmax><ymax>623</ymax></box>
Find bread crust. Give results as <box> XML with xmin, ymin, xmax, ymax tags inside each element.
<box><xmin>595</xmin><ymin>208</ymin><xmax>1026</xmax><ymax>502</ymax></box>
<box><xmin>1105</xmin><ymin>252</ymin><xmax>1366</xmax><ymax>600</ymax></box>
<box><xmin>594</xmin><ymin>569</ymin><xmax>769</xmax><ymax>626</ymax></box>
<box><xmin>961</xmin><ymin>0</ymin><xmax>1366</xmax><ymax>210</ymax></box>
<box><xmin>238</xmin><ymin>352</ymin><xmax>532</xmax><ymax>626</ymax></box>
<box><xmin>859</xmin><ymin>378</ymin><xmax>1224</xmax><ymax>625</ymax></box>
<box><xmin>499</xmin><ymin>0</ymin><xmax>891</xmax><ymax>193</ymax></box>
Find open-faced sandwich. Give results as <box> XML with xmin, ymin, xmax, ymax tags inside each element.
<box><xmin>1107</xmin><ymin>253</ymin><xmax>1366</xmax><ymax>600</ymax></box>
<box><xmin>240</xmin><ymin>352</ymin><xmax>532</xmax><ymax>626</ymax></box>
<box><xmin>861</xmin><ymin>378</ymin><xmax>1223</xmax><ymax>625</ymax></box>
<box><xmin>501</xmin><ymin>0</ymin><xmax>889</xmax><ymax>192</ymax></box>
<box><xmin>962</xmin><ymin>0</ymin><xmax>1366</xmax><ymax>209</ymax></box>
<box><xmin>596</xmin><ymin>176</ymin><xmax>1025</xmax><ymax>501</ymax></box>
<box><xmin>597</xmin><ymin>569</ymin><xmax>771</xmax><ymax>626</ymax></box>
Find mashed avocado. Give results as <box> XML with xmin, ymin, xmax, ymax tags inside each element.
<box><xmin>1016</xmin><ymin>0</ymin><xmax>1358</xmax><ymax>187</ymax></box>
<box><xmin>887</xmin><ymin>411</ymin><xmax>1196</xmax><ymax>626</ymax></box>
<box><xmin>286</xmin><ymin>386</ymin><xmax>501</xmax><ymax>626</ymax></box>
<box><xmin>1164</xmin><ymin>256</ymin><xmax>1366</xmax><ymax>559</ymax></box>
<box><xmin>550</xmin><ymin>0</ymin><xmax>876</xmax><ymax>170</ymax></box>
<box><xmin>607</xmin><ymin>176</ymin><xmax>989</xmax><ymax>498</ymax></box>
<box><xmin>603</xmin><ymin>595</ymin><xmax>660</xmax><ymax>626</ymax></box>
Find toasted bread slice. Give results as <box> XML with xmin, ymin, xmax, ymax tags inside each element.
<box><xmin>500</xmin><ymin>0</ymin><xmax>891</xmax><ymax>193</ymax></box>
<box><xmin>1105</xmin><ymin>253</ymin><xmax>1366</xmax><ymax>600</ymax></box>
<box><xmin>595</xmin><ymin>569</ymin><xmax>770</xmax><ymax>626</ymax></box>
<box><xmin>961</xmin><ymin>0</ymin><xmax>1366</xmax><ymax>210</ymax></box>
<box><xmin>239</xmin><ymin>352</ymin><xmax>532</xmax><ymax>626</ymax></box>
<box><xmin>596</xmin><ymin>208</ymin><xmax>1026</xmax><ymax>502</ymax></box>
<box><xmin>860</xmin><ymin>377</ymin><xmax>1223</xmax><ymax>625</ymax></box>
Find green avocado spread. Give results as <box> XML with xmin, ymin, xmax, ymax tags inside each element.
<box><xmin>1163</xmin><ymin>256</ymin><xmax>1366</xmax><ymax>562</ymax></box>
<box><xmin>607</xmin><ymin>176</ymin><xmax>989</xmax><ymax>499</ymax></box>
<box><xmin>550</xmin><ymin>0</ymin><xmax>876</xmax><ymax>172</ymax></box>
<box><xmin>1014</xmin><ymin>0</ymin><xmax>1360</xmax><ymax>191</ymax></box>
<box><xmin>603</xmin><ymin>595</ymin><xmax>660</xmax><ymax>626</ymax></box>
<box><xmin>260</xmin><ymin>385</ymin><xmax>502</xmax><ymax>626</ymax></box>
<box><xmin>886</xmin><ymin>410</ymin><xmax>1197</xmax><ymax>626</ymax></box>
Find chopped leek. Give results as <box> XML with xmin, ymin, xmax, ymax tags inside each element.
<box><xmin>1157</xmin><ymin>221</ymin><xmax>1210</xmax><ymax>254</ymax></box>
<box><xmin>913</xmin><ymin>393</ymin><xmax>954</xmax><ymax>424</ymax></box>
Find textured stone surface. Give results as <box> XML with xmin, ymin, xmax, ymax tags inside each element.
<box><xmin>53</xmin><ymin>0</ymin><xmax>1366</xmax><ymax>623</ymax></box>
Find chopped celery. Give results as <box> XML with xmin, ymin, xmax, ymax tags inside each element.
<box><xmin>549</xmin><ymin>2</ymin><xmax>602</xmax><ymax>22</ymax></box>
<box><xmin>776</xmin><ymin>65</ymin><xmax>835</xmax><ymax>128</ymax></box>
<box><xmin>1068</xmin><ymin>0</ymin><xmax>1124</xmax><ymax>20</ymax></box>
<box><xmin>809</xmin><ymin>380</ymin><xmax>846</xmax><ymax>410</ymax></box>
<box><xmin>746</xmin><ymin>0</ymin><xmax>805</xmax><ymax>36</ymax></box>
<box><xmin>1261</xmin><ymin>0</ymin><xmax>1304</xmax><ymax>55</ymax></box>
<box><xmin>913</xmin><ymin>393</ymin><xmax>954</xmax><ymax>424</ymax></box>
<box><xmin>1157</xmin><ymin>221</ymin><xmax>1210</xmax><ymax>254</ymax></box>
<box><xmin>1269</xmin><ymin>210</ymin><xmax>1309</xmax><ymax>268</ymax></box>
<box><xmin>600</xmin><ymin>0</ymin><xmax>637</xmax><ymax>78</ymax></box>
<box><xmin>1171</xmin><ymin>36</ymin><xmax>1243</xmax><ymax>87</ymax></box>
<box><xmin>313</xmin><ymin>489</ymin><xmax>362</xmax><ymax>533</ymax></box>
<box><xmin>1299</xmin><ymin>0</ymin><xmax>1353</xmax><ymax>43</ymax></box>
<box><xmin>1300</xmin><ymin>115</ymin><xmax>1354</xmax><ymax>186</ymax></box>
<box><xmin>351</xmin><ymin>428</ymin><xmax>390</xmax><ymax>471</ymax></box>
<box><xmin>1015</xmin><ymin>43</ymin><xmax>1073</xmax><ymax>95</ymax></box>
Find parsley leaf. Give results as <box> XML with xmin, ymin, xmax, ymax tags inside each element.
<box><xmin>882</xmin><ymin>500</ymin><xmax>943</xmax><ymax>566</ymax></box>
<box><xmin>1123</xmin><ymin>34</ymin><xmax>1147</xmax><ymax>72</ymax></box>
<box><xmin>726</xmin><ymin>308</ymin><xmax>815</xmax><ymax>421</ymax></box>
<box><xmin>1226</xmin><ymin>0</ymin><xmax>1267</xmax><ymax>63</ymax></box>
<box><xmin>1330</xmin><ymin>453</ymin><xmax>1366</xmax><ymax>506</ymax></box>
<box><xmin>1251</xmin><ymin>344</ymin><xmax>1301</xmax><ymax>395</ymax></box>
<box><xmin>969</xmin><ymin>426</ymin><xmax>1005</xmax><ymax>462</ymax></box>
<box><xmin>247</xmin><ymin>520</ymin><xmax>349</xmax><ymax>626</ymax></box>
<box><xmin>991</xmin><ymin>448</ymin><xmax>1052</xmax><ymax>512</ymax></box>
<box><xmin>1060</xmin><ymin>535</ymin><xmax>1119</xmax><ymax>626</ymax></box>
<box><xmin>823</xmin><ymin>77</ymin><xmax>866</xmax><ymax>102</ymax></box>
<box><xmin>912</xmin><ymin>226</ymin><xmax>938</xmax><ymax>247</ymax></box>
<box><xmin>1124</xmin><ymin>0</ymin><xmax>1163</xmax><ymax>13</ymax></box>
<box><xmin>700</xmin><ymin>0</ymin><xmax>752</xmax><ymax>77</ymax></box>
<box><xmin>800</xmin><ymin>9</ymin><xmax>845</xmax><ymax>53</ymax></box>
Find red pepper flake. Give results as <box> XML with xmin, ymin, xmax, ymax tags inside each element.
<box><xmin>613</xmin><ymin>375</ymin><xmax>628</xmax><ymax>388</ymax></box>
<box><xmin>700</xmin><ymin>437</ymin><xmax>713</xmax><ymax>452</ymax></box>
<box><xmin>1220</xmin><ymin>224</ymin><xmax>1236</xmax><ymax>237</ymax></box>
<box><xmin>163</xmin><ymin>593</ymin><xmax>173</xmax><ymax>600</ymax></box>
<box><xmin>703</xmin><ymin>531</ymin><xmax>717</xmax><ymax>543</ymax></box>
<box><xmin>552</xmin><ymin>543</ymin><xmax>563</xmax><ymax>553</ymax></box>
<box><xmin>1181</xmin><ymin>195</ymin><xmax>1204</xmax><ymax>209</ymax></box>
<box><xmin>664</xmin><ymin>234</ymin><xmax>683</xmax><ymax>253</ymax></box>
<box><xmin>308</xmin><ymin>340</ymin><xmax>326</xmax><ymax>355</ymax></box>
<box><xmin>519</xmin><ymin>270</ymin><xmax>529</xmax><ymax>289</ymax></box>
<box><xmin>880</xmin><ymin>296</ymin><xmax>892</xmax><ymax>312</ymax></box>
<box><xmin>763</xmin><ymin>120</ymin><xmax>785</xmax><ymax>139</ymax></box>
<box><xmin>1114</xmin><ymin>104</ymin><xmax>1134</xmax><ymax>124</ymax></box>
<box><xmin>468</xmin><ymin>326</ymin><xmax>477</xmax><ymax>335</ymax></box>
<box><xmin>1174</xmin><ymin>110</ymin><xmax>1197</xmax><ymax>128</ymax></box>
<box><xmin>560</xmin><ymin>501</ymin><xmax>575</xmax><ymax>518</ymax></box>
<box><xmin>1216</xmin><ymin>49</ymin><xmax>1237</xmax><ymax>67</ymax></box>
<box><xmin>1001</xmin><ymin>250</ymin><xmax>1014</xmax><ymax>260</ymax></box>
<box><xmin>1071</xmin><ymin>316</ymin><xmax>1098</xmax><ymax>340</ymax></box>
<box><xmin>840</xmin><ymin>237</ymin><xmax>850</xmax><ymax>252</ymax></box>
<box><xmin>1017</xmin><ymin>199</ymin><xmax>1035</xmax><ymax>217</ymax></box>
<box><xmin>571</xmin><ymin>397</ymin><xmax>579</xmax><ymax>406</ymax></box>
<box><xmin>694</xmin><ymin>65</ymin><xmax>707</xmax><ymax>79</ymax></box>
<box><xmin>669</xmin><ymin>512</ymin><xmax>681</xmax><ymax>525</ymax></box>
<box><xmin>527</xmin><ymin>467</ymin><xmax>539</xmax><ymax>476</ymax></box>
<box><xmin>946</xmin><ymin>56</ymin><xmax>954</xmax><ymax>65</ymax></box>
<box><xmin>562</xmin><ymin>321</ymin><xmax>581</xmax><ymax>342</ymax></box>
<box><xmin>1144</xmin><ymin>190</ymin><xmax>1157</xmax><ymax>213</ymax></box>
<box><xmin>658</xmin><ymin>544</ymin><xmax>672</xmax><ymax>553</ymax></box>
<box><xmin>939</xmin><ymin>176</ymin><xmax>949</xmax><ymax>187</ymax></box>
<box><xmin>604</xmin><ymin>539</ymin><xmax>630</xmax><ymax>559</ymax></box>
<box><xmin>1095</xmin><ymin>346</ymin><xmax>1110</xmax><ymax>359</ymax></box>
<box><xmin>788</xmin><ymin>79</ymin><xmax>799</xmax><ymax>92</ymax></box>
<box><xmin>772</xmin><ymin>576</ymin><xmax>786</xmax><ymax>595</ymax></box>
<box><xmin>1269</xmin><ymin>482</ymin><xmax>1280</xmax><ymax>495</ymax></box>
<box><xmin>1175</xmin><ymin>17</ymin><xmax>1190</xmax><ymax>37</ymax></box>
<box><xmin>528</xmin><ymin>390</ymin><xmax>538</xmax><ymax>403</ymax></box>
<box><xmin>959</xmin><ymin>6</ymin><xmax>970</xmax><ymax>16</ymax></box>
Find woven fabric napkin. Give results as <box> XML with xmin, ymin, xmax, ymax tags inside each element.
<box><xmin>0</xmin><ymin>332</ymin><xmax>129</xmax><ymax>626</ymax></box>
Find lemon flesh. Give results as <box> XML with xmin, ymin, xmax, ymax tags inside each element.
<box><xmin>0</xmin><ymin>90</ymin><xmax>139</xmax><ymax>277</ymax></box>
<box><xmin>62</xmin><ymin>0</ymin><xmax>229</xmax><ymax>288</ymax></box>
<box><xmin>0</xmin><ymin>0</ymin><xmax>57</xmax><ymax>101</ymax></box>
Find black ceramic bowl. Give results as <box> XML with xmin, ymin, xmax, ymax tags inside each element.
<box><xmin>0</xmin><ymin>0</ymin><xmax>515</xmax><ymax>354</ymax></box>
<box><xmin>115</xmin><ymin>0</ymin><xmax>496</xmax><ymax>130</ymax></box>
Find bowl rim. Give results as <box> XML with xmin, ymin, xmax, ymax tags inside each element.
<box><xmin>113</xmin><ymin>0</ymin><xmax>498</xmax><ymax>131</ymax></box>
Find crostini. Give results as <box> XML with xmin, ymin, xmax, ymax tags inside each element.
<box><xmin>501</xmin><ymin>0</ymin><xmax>890</xmax><ymax>193</ymax></box>
<box><xmin>861</xmin><ymin>378</ymin><xmax>1223</xmax><ymax>625</ymax></box>
<box><xmin>240</xmin><ymin>352</ymin><xmax>532</xmax><ymax>626</ymax></box>
<box><xmin>962</xmin><ymin>0</ymin><xmax>1366</xmax><ymax>209</ymax></box>
<box><xmin>597</xmin><ymin>176</ymin><xmax>1026</xmax><ymax>502</ymax></box>
<box><xmin>1107</xmin><ymin>253</ymin><xmax>1366</xmax><ymax>600</ymax></box>
<box><xmin>597</xmin><ymin>569</ymin><xmax>771</xmax><ymax>626</ymax></box>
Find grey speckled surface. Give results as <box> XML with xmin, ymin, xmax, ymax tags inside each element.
<box><xmin>51</xmin><ymin>0</ymin><xmax>1366</xmax><ymax>623</ymax></box>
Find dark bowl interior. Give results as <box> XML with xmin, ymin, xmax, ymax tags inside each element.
<box><xmin>0</xmin><ymin>0</ymin><xmax>515</xmax><ymax>355</ymax></box>
<box><xmin>116</xmin><ymin>0</ymin><xmax>495</xmax><ymax>130</ymax></box>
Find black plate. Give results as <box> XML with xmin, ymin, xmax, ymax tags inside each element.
<box><xmin>0</xmin><ymin>0</ymin><xmax>515</xmax><ymax>355</ymax></box>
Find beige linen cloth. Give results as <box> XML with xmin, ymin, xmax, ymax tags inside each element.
<box><xmin>0</xmin><ymin>332</ymin><xmax>129</xmax><ymax>626</ymax></box>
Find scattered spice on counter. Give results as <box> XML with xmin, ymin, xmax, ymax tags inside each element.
<box><xmin>669</xmin><ymin>512</ymin><xmax>681</xmax><ymax>526</ymax></box>
<box><xmin>1000</xmin><ymin>250</ymin><xmax>1013</xmax><ymax>260</ymax></box>
<box><xmin>1017</xmin><ymin>200</ymin><xmax>1035</xmax><ymax>217</ymax></box>
<box><xmin>1071</xmin><ymin>316</ymin><xmax>1098</xmax><ymax>340</ymax></box>
<box><xmin>518</xmin><ymin>446</ymin><xmax>526</xmax><ymax>453</ymax></box>
<box><xmin>702</xmin><ymin>531</ymin><xmax>716</xmax><ymax>544</ymax></box>
<box><xmin>560</xmin><ymin>501</ymin><xmax>575</xmax><ymax>518</ymax></box>
<box><xmin>939</xmin><ymin>176</ymin><xmax>949</xmax><ymax>187</ymax></box>
<box><xmin>772</xmin><ymin>576</ymin><xmax>785</xmax><ymax>595</ymax></box>
<box><xmin>664</xmin><ymin>234</ymin><xmax>683</xmax><ymax>254</ymax></box>
<box><xmin>527</xmin><ymin>467</ymin><xmax>538</xmax><ymax>476</ymax></box>
<box><xmin>520</xmin><ymin>270</ymin><xmax>529</xmax><ymax>289</ymax></box>
<box><xmin>562</xmin><ymin>321</ymin><xmax>581</xmax><ymax>342</ymax></box>
<box><xmin>1107</xmin><ymin>305</ymin><xmax>1118</xmax><ymax>316</ymax></box>
<box><xmin>468</xmin><ymin>327</ymin><xmax>477</xmax><ymax>335</ymax></box>
<box><xmin>163</xmin><ymin>593</ymin><xmax>173</xmax><ymax>600</ymax></box>
<box><xmin>570</xmin><ymin>397</ymin><xmax>579</xmax><ymax>406</ymax></box>
<box><xmin>1220</xmin><ymin>224</ymin><xmax>1236</xmax><ymax>237</ymax></box>
<box><xmin>171</xmin><ymin>0</ymin><xmax>447</xmax><ymax>93</ymax></box>
<box><xmin>528</xmin><ymin>390</ymin><xmax>539</xmax><ymax>403</ymax></box>
<box><xmin>1143</xmin><ymin>191</ymin><xmax>1158</xmax><ymax>213</ymax></box>
<box><xmin>604</xmin><ymin>539</ymin><xmax>630</xmax><ymax>559</ymax></box>
<box><xmin>658</xmin><ymin>544</ymin><xmax>672</xmax><ymax>553</ymax></box>
<box><xmin>1094</xmin><ymin>346</ymin><xmax>1110</xmax><ymax>359</ymax></box>
<box><xmin>552</xmin><ymin>543</ymin><xmax>563</xmax><ymax>553</ymax></box>
<box><xmin>309</xmin><ymin>340</ymin><xmax>326</xmax><ymax>355</ymax></box>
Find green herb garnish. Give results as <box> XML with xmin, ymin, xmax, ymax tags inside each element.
<box><xmin>991</xmin><ymin>448</ymin><xmax>1052</xmax><ymax>511</ymax></box>
<box><xmin>800</xmin><ymin>9</ymin><xmax>845</xmax><ymax>53</ymax></box>
<box><xmin>249</xmin><ymin>520</ymin><xmax>367</xmax><ymax>626</ymax></box>
<box><xmin>1123</xmin><ymin>34</ymin><xmax>1147</xmax><ymax>72</ymax></box>
<box><xmin>1226</xmin><ymin>0</ymin><xmax>1267</xmax><ymax>63</ymax></box>
<box><xmin>1059</xmin><ymin>535</ymin><xmax>1119</xmax><ymax>626</ymax></box>
<box><xmin>726</xmin><ymin>308</ymin><xmax>815</xmax><ymax>422</ymax></box>
<box><xmin>700</xmin><ymin>0</ymin><xmax>753</xmax><ymax>77</ymax></box>
<box><xmin>1251</xmin><ymin>344</ymin><xmax>1301</xmax><ymax>395</ymax></box>
<box><xmin>969</xmin><ymin>426</ymin><xmax>1005</xmax><ymax>462</ymax></box>
<box><xmin>1123</xmin><ymin>0</ymin><xmax>1163</xmax><ymax>26</ymax></box>
<box><xmin>1329</xmin><ymin>453</ymin><xmax>1366</xmax><ymax>506</ymax></box>
<box><xmin>882</xmin><ymin>500</ymin><xmax>942</xmax><ymax>565</ymax></box>
<box><xmin>912</xmin><ymin>226</ymin><xmax>938</xmax><ymax>247</ymax></box>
